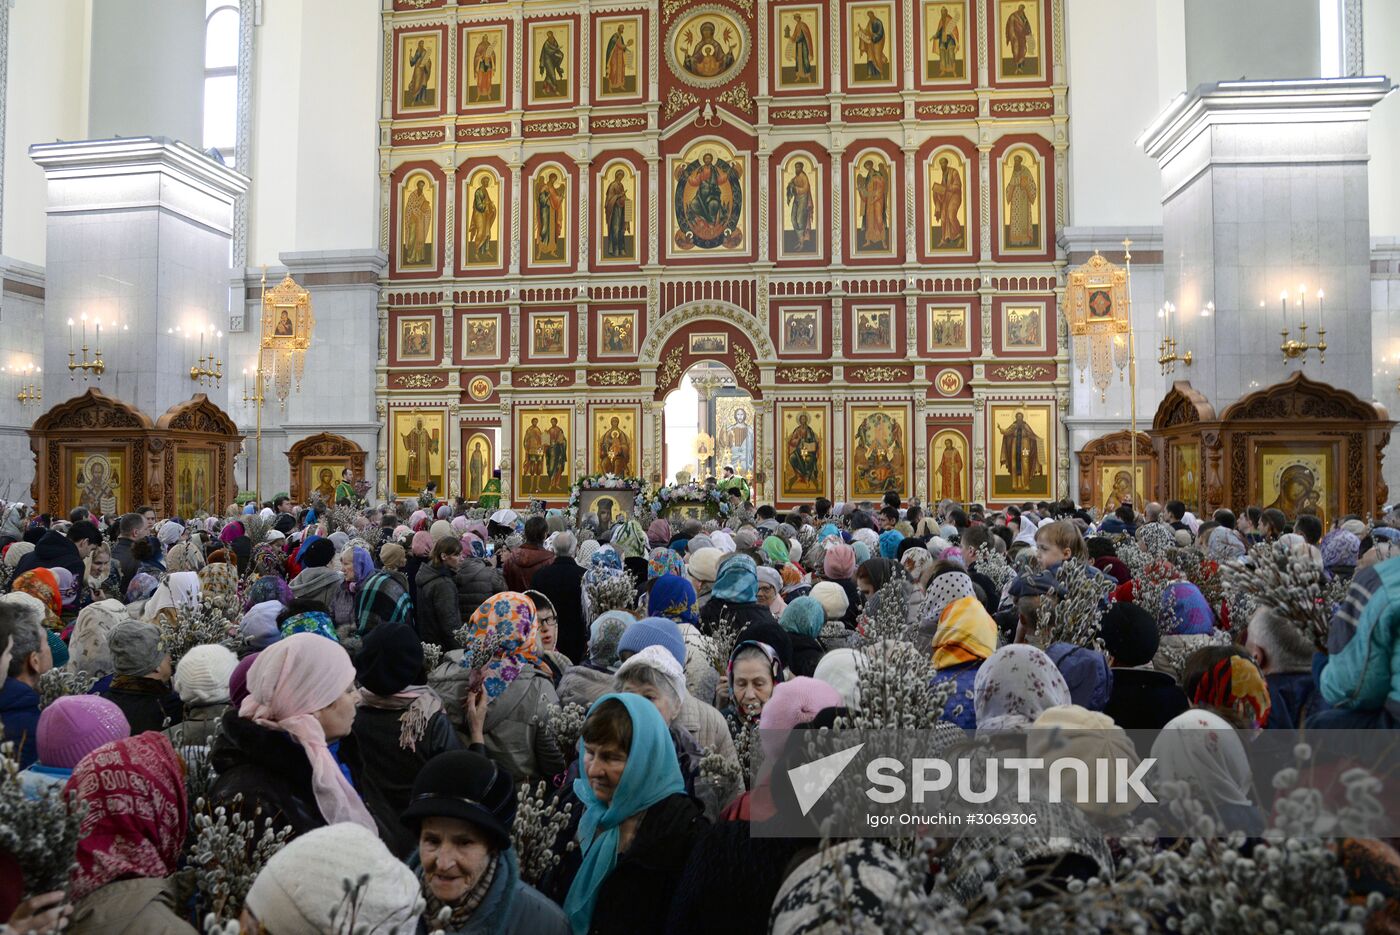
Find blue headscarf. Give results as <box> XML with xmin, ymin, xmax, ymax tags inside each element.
<box><xmin>1046</xmin><ymin>642</ymin><xmax>1114</xmax><ymax>711</ymax></box>
<box><xmin>295</xmin><ymin>534</ymin><xmax>323</xmax><ymax>563</ymax></box>
<box><xmin>647</xmin><ymin>547</ymin><xmax>686</xmax><ymax>581</ymax></box>
<box><xmin>852</xmin><ymin>541</ymin><xmax>872</xmax><ymax>564</ymax></box>
<box><xmin>1163</xmin><ymin>581</ymin><xmax>1214</xmax><ymax>635</ymax></box>
<box><xmin>878</xmin><ymin>529</ymin><xmax>904</xmax><ymax>559</ymax></box>
<box><xmin>817</xmin><ymin>523</ymin><xmax>842</xmax><ymax>542</ymax></box>
<box><xmin>647</xmin><ymin>574</ymin><xmax>699</xmax><ymax>627</ymax></box>
<box><xmin>347</xmin><ymin>546</ymin><xmax>374</xmax><ymax>593</ymax></box>
<box><xmin>713</xmin><ymin>554</ymin><xmax>758</xmax><ymax>603</ymax></box>
<box><xmin>280</xmin><ymin>610</ymin><xmax>338</xmax><ymax>642</ymax></box>
<box><xmin>565</xmin><ymin>693</ymin><xmax>684</xmax><ymax>933</ymax></box>
<box><xmin>779</xmin><ymin>595</ymin><xmax>826</xmax><ymax>639</ymax></box>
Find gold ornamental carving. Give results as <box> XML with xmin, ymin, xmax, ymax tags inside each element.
<box><xmin>658</xmin><ymin>346</ymin><xmax>686</xmax><ymax>391</ymax></box>
<box><xmin>662</xmin><ymin>89</ymin><xmax>700</xmax><ymax>120</ymax></box>
<box><xmin>587</xmin><ymin>370</ymin><xmax>639</xmax><ymax>386</ymax></box>
<box><xmin>777</xmin><ymin>365</ymin><xmax>832</xmax><ymax>383</ymax></box>
<box><xmin>849</xmin><ymin>366</ymin><xmax>906</xmax><ymax>383</ymax></box>
<box><xmin>731</xmin><ymin>345</ymin><xmax>758</xmax><ymax>387</ymax></box>
<box><xmin>717</xmin><ymin>86</ymin><xmax>755</xmax><ymax>114</ymax></box>
<box><xmin>517</xmin><ymin>371</ymin><xmax>572</xmax><ymax>388</ymax></box>
<box><xmin>396</xmin><ymin>372</ymin><xmax>441</xmax><ymax>389</ymax></box>
<box><xmin>992</xmin><ymin>364</ymin><xmax>1050</xmax><ymax>381</ymax></box>
<box><xmin>772</xmin><ymin>107</ymin><xmax>827</xmax><ymax>121</ymax></box>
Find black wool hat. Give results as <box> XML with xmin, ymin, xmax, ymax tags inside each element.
<box><xmin>355</xmin><ymin>622</ymin><xmax>424</xmax><ymax>696</ymax></box>
<box><xmin>302</xmin><ymin>537</ymin><xmax>337</xmax><ymax>568</ymax></box>
<box><xmin>400</xmin><ymin>750</ymin><xmax>518</xmax><ymax>850</ymax></box>
<box><xmin>1098</xmin><ymin>600</ymin><xmax>1160</xmax><ymax>668</ymax></box>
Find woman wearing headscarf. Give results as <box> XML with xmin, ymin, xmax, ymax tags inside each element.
<box><xmin>775</xmin><ymin>595</ymin><xmax>825</xmax><ymax>677</ymax></box>
<box><xmin>819</xmin><ymin>541</ymin><xmax>863</xmax><ymax>628</ymax></box>
<box><xmin>60</xmin><ymin>733</ymin><xmax>191</xmax><ymax>935</ymax></box>
<box><xmin>645</xmin><ymin>547</ymin><xmax>687</xmax><ymax>586</ymax></box>
<box><xmin>972</xmin><ymin>644</ymin><xmax>1073</xmax><ymax>735</ymax></box>
<box><xmin>351</xmin><ymin>623</ymin><xmax>461</xmax><ymax>858</ymax></box>
<box><xmin>401</xmin><ymin>750</ymin><xmax>570</xmax><ymax>934</ymax></box>
<box><xmin>612</xmin><ymin>520</ymin><xmax>649</xmax><ymax>563</ymax></box>
<box><xmin>928</xmin><ymin>589</ymin><xmax>998</xmax><ymax>730</ymax></box>
<box><xmin>11</xmin><ymin>569</ymin><xmax>63</xmax><ymax>630</ymax></box>
<box><xmin>541</xmin><ymin>694</ymin><xmax>707</xmax><ymax>935</ymax></box>
<box><xmin>762</xmin><ymin>535</ymin><xmax>790</xmax><ymax>568</ymax></box>
<box><xmin>647</xmin><ymin>519</ymin><xmax>674</xmax><ymax>551</ymax></box>
<box><xmin>198</xmin><ymin>560</ymin><xmax>240</xmax><ymax>620</ymax></box>
<box><xmin>249</xmin><ymin>541</ymin><xmax>286</xmax><ymax>580</ymax></box>
<box><xmin>857</xmin><ymin>558</ymin><xmax>924</xmax><ymax>637</ymax></box>
<box><xmin>1320</xmin><ymin>528</ymin><xmax>1361</xmax><ymax>581</ymax></box>
<box><xmin>67</xmin><ymin>599</ymin><xmax>127</xmax><ymax>683</ymax></box>
<box><xmin>431</xmin><ymin>592</ymin><xmax>564</xmax><ymax>783</ymax></box>
<box><xmin>755</xmin><ymin>565</ymin><xmax>787</xmax><ymax>620</ymax></box>
<box><xmin>557</xmin><ymin>610</ymin><xmax>634</xmax><ymax>709</ymax></box>
<box><xmin>1152</xmin><ymin>581</ymin><xmax>1220</xmax><ymax>681</ymax></box>
<box><xmin>1149</xmin><ymin>708</ymin><xmax>1264</xmax><ymax>835</ymax></box>
<box><xmin>326</xmin><ymin>544</ymin><xmax>373</xmax><ymax>637</ymax></box>
<box><xmin>241</xmin><ymin>574</ymin><xmax>293</xmax><ymax>613</ymax></box>
<box><xmin>1045</xmin><ymin>643</ymin><xmax>1114</xmax><ymax>712</ymax></box>
<box><xmin>209</xmin><ymin>632</ymin><xmax>385</xmax><ymax>839</ymax></box>
<box><xmin>699</xmin><ymin>554</ymin><xmax>777</xmax><ymax>633</ymax></box>
<box><xmin>721</xmin><ymin>639</ymin><xmax>785</xmax><ymax>735</ymax></box>
<box><xmin>355</xmin><ymin>542</ymin><xmax>415</xmax><ymax>635</ymax></box>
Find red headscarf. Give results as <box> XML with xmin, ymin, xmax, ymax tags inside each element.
<box><xmin>65</xmin><ymin>732</ymin><xmax>188</xmax><ymax>902</ymax></box>
<box><xmin>12</xmin><ymin>569</ymin><xmax>61</xmax><ymax>628</ymax></box>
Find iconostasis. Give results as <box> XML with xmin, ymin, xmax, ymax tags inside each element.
<box><xmin>379</xmin><ymin>0</ymin><xmax>1068</xmax><ymax>507</ymax></box>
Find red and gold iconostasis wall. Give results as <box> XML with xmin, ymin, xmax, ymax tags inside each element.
<box><xmin>379</xmin><ymin>0</ymin><xmax>1069</xmax><ymax>507</ymax></box>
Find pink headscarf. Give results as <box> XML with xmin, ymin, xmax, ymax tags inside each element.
<box><xmin>824</xmin><ymin>542</ymin><xmax>857</xmax><ymax>579</ymax></box>
<box><xmin>467</xmin><ymin>521</ymin><xmax>489</xmax><ymax>540</ymax></box>
<box><xmin>451</xmin><ymin>515</ymin><xmax>469</xmax><ymax>535</ymax></box>
<box><xmin>411</xmin><ymin>530</ymin><xmax>434</xmax><ymax>558</ymax></box>
<box><xmin>393</xmin><ymin>524</ymin><xmax>412</xmax><ymax>540</ymax></box>
<box><xmin>647</xmin><ymin>519</ymin><xmax>673</xmax><ymax>548</ymax></box>
<box><xmin>238</xmin><ymin>633</ymin><xmax>375</xmax><ymax>830</ymax></box>
<box><xmin>219</xmin><ymin>521</ymin><xmax>244</xmax><ymax>545</ymax></box>
<box><xmin>409</xmin><ymin>510</ymin><xmax>429</xmax><ymax>532</ymax></box>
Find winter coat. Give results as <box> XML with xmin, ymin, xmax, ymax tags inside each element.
<box><xmin>503</xmin><ymin>543</ymin><xmax>555</xmax><ymax>592</ymax></box>
<box><xmin>428</xmin><ymin>650</ymin><xmax>566</xmax><ymax>782</ymax></box>
<box><xmin>699</xmin><ymin>599</ymin><xmax>777</xmax><ymax>636</ymax></box>
<box><xmin>66</xmin><ymin>876</ymin><xmax>196</xmax><ymax>935</ymax></box>
<box><xmin>416</xmin><ymin>562</ymin><xmax>464</xmax><ymax>649</ymax></box>
<box><xmin>676</xmin><ymin>694</ymin><xmax>739</xmax><ymax>766</ymax></box>
<box><xmin>528</xmin><ymin>556</ymin><xmax>588</xmax><ymax>663</ymax></box>
<box><xmin>786</xmin><ymin>633</ymin><xmax>825</xmax><ymax>678</ymax></box>
<box><xmin>557</xmin><ymin>663</ymin><xmax>615</xmax><ymax>710</ymax></box>
<box><xmin>100</xmin><ymin>676</ymin><xmax>183</xmax><ymax>734</ymax></box>
<box><xmin>409</xmin><ymin>847</ymin><xmax>569</xmax><ymax>935</ymax></box>
<box><xmin>111</xmin><ymin>537</ymin><xmax>139</xmax><ymax>591</ymax></box>
<box><xmin>0</xmin><ymin>678</ymin><xmax>40</xmax><ymax>768</ymax></box>
<box><xmin>664</xmin><ymin>820</ymin><xmax>808</xmax><ymax>935</ymax></box>
<box><xmin>208</xmin><ymin>710</ymin><xmax>393</xmax><ymax>841</ymax></box>
<box><xmin>352</xmin><ymin>702</ymin><xmax>460</xmax><ymax>858</ymax></box>
<box><xmin>541</xmin><ymin>791</ymin><xmax>707</xmax><ymax>935</ymax></box>
<box><xmin>455</xmin><ymin>557</ymin><xmax>506</xmax><ymax>620</ymax></box>
<box><xmin>1320</xmin><ymin>557</ymin><xmax>1400</xmax><ymax>720</ymax></box>
<box><xmin>288</xmin><ymin>565</ymin><xmax>344</xmax><ymax>609</ymax></box>
<box><xmin>931</xmin><ymin>660</ymin><xmax>982</xmax><ymax>730</ymax></box>
<box><xmin>1103</xmin><ymin>667</ymin><xmax>1191</xmax><ymax>756</ymax></box>
<box><xmin>354</xmin><ymin>568</ymin><xmax>414</xmax><ymax>634</ymax></box>
<box><xmin>1265</xmin><ymin>670</ymin><xmax>1319</xmax><ymax>730</ymax></box>
<box><xmin>163</xmin><ymin>702</ymin><xmax>228</xmax><ymax>749</ymax></box>
<box><xmin>13</xmin><ymin>530</ymin><xmax>84</xmax><ymax>581</ymax></box>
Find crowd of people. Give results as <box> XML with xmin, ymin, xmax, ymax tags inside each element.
<box><xmin>0</xmin><ymin>486</ymin><xmax>1397</xmax><ymax>933</ymax></box>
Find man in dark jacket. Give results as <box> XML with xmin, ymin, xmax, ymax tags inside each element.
<box><xmin>14</xmin><ymin>520</ymin><xmax>103</xmax><ymax>582</ymax></box>
<box><xmin>1245</xmin><ymin>605</ymin><xmax>1320</xmax><ymax>729</ymax></box>
<box><xmin>455</xmin><ymin>549</ymin><xmax>507</xmax><ymax>622</ymax></box>
<box><xmin>100</xmin><ymin>620</ymin><xmax>183</xmax><ymax>734</ymax></box>
<box><xmin>503</xmin><ymin>515</ymin><xmax>555</xmax><ymax>591</ymax></box>
<box><xmin>109</xmin><ymin>512</ymin><xmax>147</xmax><ymax>592</ymax></box>
<box><xmin>1099</xmin><ymin>601</ymin><xmax>1188</xmax><ymax>754</ymax></box>
<box><xmin>0</xmin><ymin>600</ymin><xmax>53</xmax><ymax>768</ymax></box>
<box><xmin>529</xmin><ymin>531</ymin><xmax>588</xmax><ymax>662</ymax></box>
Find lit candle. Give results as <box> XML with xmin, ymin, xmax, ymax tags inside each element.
<box><xmin>1298</xmin><ymin>284</ymin><xmax>1306</xmax><ymax>320</ymax></box>
<box><xmin>80</xmin><ymin>313</ymin><xmax>86</xmax><ymax>348</ymax></box>
<box><xmin>1316</xmin><ymin>289</ymin><xmax>1324</xmax><ymax>327</ymax></box>
<box><xmin>1281</xmin><ymin>290</ymin><xmax>1288</xmax><ymax>319</ymax></box>
<box><xmin>67</xmin><ymin>318</ymin><xmax>73</xmax><ymax>353</ymax></box>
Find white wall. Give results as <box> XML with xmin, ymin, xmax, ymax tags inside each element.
<box><xmin>3</xmin><ymin>0</ymin><xmax>89</xmax><ymax>266</ymax></box>
<box><xmin>87</xmin><ymin>0</ymin><xmax>204</xmax><ymax>144</ymax></box>
<box><xmin>1365</xmin><ymin>0</ymin><xmax>1400</xmax><ymax>239</ymax></box>
<box><xmin>1183</xmin><ymin>0</ymin><xmax>1321</xmax><ymax>85</ymax></box>
<box><xmin>246</xmin><ymin>0</ymin><xmax>380</xmax><ymax>267</ymax></box>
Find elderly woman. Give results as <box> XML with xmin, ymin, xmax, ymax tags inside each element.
<box><xmin>720</xmin><ymin>639</ymin><xmax>785</xmax><ymax>737</ymax></box>
<box><xmin>973</xmin><ymin>644</ymin><xmax>1073</xmax><ymax>736</ymax></box>
<box><xmin>755</xmin><ymin>564</ymin><xmax>787</xmax><ymax>620</ymax></box>
<box><xmin>542</xmin><ymin>694</ymin><xmax>707</xmax><ymax>935</ymax></box>
<box><xmin>775</xmin><ymin>595</ymin><xmax>825</xmax><ymax>677</ymax></box>
<box><xmin>400</xmin><ymin>750</ymin><xmax>569</xmax><ymax>934</ymax></box>
<box><xmin>613</xmin><ymin>646</ymin><xmax>708</xmax><ymax>793</ymax></box>
<box><xmin>62</xmin><ymin>733</ymin><xmax>192</xmax><ymax>935</ymax></box>
<box><xmin>1149</xmin><ymin>708</ymin><xmax>1265</xmax><ymax>835</ymax></box>
<box><xmin>354</xmin><ymin>542</ymin><xmax>414</xmax><ymax>633</ymax></box>
<box><xmin>928</xmin><ymin>587</ymin><xmax>998</xmax><ymax>730</ymax></box>
<box><xmin>209</xmin><ymin>632</ymin><xmax>383</xmax><ymax>838</ymax></box>
<box><xmin>165</xmin><ymin>643</ymin><xmax>239</xmax><ymax>748</ymax></box>
<box><xmin>558</xmin><ymin>610</ymin><xmax>633</xmax><ymax>709</ymax></box>
<box><xmin>699</xmin><ymin>555</ymin><xmax>776</xmax><ymax>632</ymax></box>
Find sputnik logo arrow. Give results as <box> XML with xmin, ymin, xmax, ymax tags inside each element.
<box><xmin>787</xmin><ymin>742</ymin><xmax>865</xmax><ymax>816</ymax></box>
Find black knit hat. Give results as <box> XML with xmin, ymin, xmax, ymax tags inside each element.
<box><xmin>1098</xmin><ymin>600</ymin><xmax>1160</xmax><ymax>667</ymax></box>
<box><xmin>273</xmin><ymin>512</ymin><xmax>296</xmax><ymax>535</ymax></box>
<box><xmin>302</xmin><ymin>537</ymin><xmax>337</xmax><ymax>568</ymax></box>
<box><xmin>355</xmin><ymin>622</ymin><xmax>424</xmax><ymax>696</ymax></box>
<box><xmin>400</xmin><ymin>750</ymin><xmax>517</xmax><ymax>850</ymax></box>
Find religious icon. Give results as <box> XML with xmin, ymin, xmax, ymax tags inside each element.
<box><xmin>463</xmin><ymin>26</ymin><xmax>504</xmax><ymax>106</ymax></box>
<box><xmin>927</xmin><ymin>149</ymin><xmax>967</xmax><ymax>252</ymax></box>
<box><xmin>398</xmin><ymin>318</ymin><xmax>434</xmax><ymax>361</ymax></box>
<box><xmin>853</xmin><ymin>304</ymin><xmax>894</xmax><ymax>352</ymax></box>
<box><xmin>467</xmin><ymin>376</ymin><xmax>493</xmax><ymax>401</ymax></box>
<box><xmin>931</xmin><ymin>430</ymin><xmax>968</xmax><ymax>502</ymax></box>
<box><xmin>668</xmin><ymin>8</ymin><xmax>746</xmax><ymax>87</ymax></box>
<box><xmin>597</xmin><ymin>16</ymin><xmax>640</xmax><ymax>99</ymax></box>
<box><xmin>849</xmin><ymin>3</ymin><xmax>893</xmax><ymax>85</ymax></box>
<box><xmin>531</xmin><ymin>167</ymin><xmax>568</xmax><ymax>265</ymax></box>
<box><xmin>465</xmin><ymin>433</ymin><xmax>493</xmax><ymax>502</ymax></box>
<box><xmin>923</xmin><ymin>1</ymin><xmax>967</xmax><ymax>81</ymax></box>
<box><xmin>1099</xmin><ymin>465</ymin><xmax>1146</xmax><ymax>514</ymax></box>
<box><xmin>72</xmin><ymin>451</ymin><xmax>124</xmax><ymax>517</ymax></box>
<box><xmin>599</xmin><ymin>311</ymin><xmax>637</xmax><ymax>356</ymax></box>
<box><xmin>460</xmin><ymin>315</ymin><xmax>500</xmax><ymax>359</ymax></box>
<box><xmin>529</xmin><ymin>21</ymin><xmax>572</xmax><ymax>103</ymax></box>
<box><xmin>671</xmin><ymin>143</ymin><xmax>745</xmax><ymax>252</ymax></box>
<box><xmin>399</xmin><ymin>32</ymin><xmax>439</xmax><ymax>111</ymax></box>
<box><xmin>1259</xmin><ymin>448</ymin><xmax>1333</xmax><ymax>526</ymax></box>
<box><xmin>315</xmin><ymin>467</ymin><xmax>336</xmax><ymax>503</ymax></box>
<box><xmin>689</xmin><ymin>333</ymin><xmax>728</xmax><ymax>354</ymax></box>
<box><xmin>775</xmin><ymin>5</ymin><xmax>821</xmax><ymax>89</ymax></box>
<box><xmin>1003</xmin><ymin>304</ymin><xmax>1046</xmax><ymax>351</ymax></box>
<box><xmin>593</xmin><ymin>408</ymin><xmax>637</xmax><ymax>476</ymax></box>
<box><xmin>852</xmin><ymin>152</ymin><xmax>893</xmax><ymax>255</ymax></box>
<box><xmin>531</xmin><ymin>314</ymin><xmax>567</xmax><ymax>357</ymax></box>
<box><xmin>928</xmin><ymin>306</ymin><xmax>970</xmax><ymax>352</ymax></box>
<box><xmin>463</xmin><ymin>169</ymin><xmax>500</xmax><ymax>267</ymax></box>
<box><xmin>780</xmin><ymin>307</ymin><xmax>821</xmax><ymax>354</ymax></box>
<box><xmin>1088</xmin><ymin>288</ymin><xmax>1113</xmax><ymax>319</ymax></box>
<box><xmin>997</xmin><ymin>0</ymin><xmax>1042</xmax><ymax>80</ymax></box>
<box><xmin>273</xmin><ymin>307</ymin><xmax>295</xmax><ymax>337</ymax></box>
<box><xmin>1173</xmin><ymin>443</ymin><xmax>1199</xmax><ymax>515</ymax></box>
<box><xmin>400</xmin><ymin>173</ymin><xmax>436</xmax><ymax>269</ymax></box>
<box><xmin>779</xmin><ymin>405</ymin><xmax>827</xmax><ymax>501</ymax></box>
<box><xmin>780</xmin><ymin>155</ymin><xmax>819</xmax><ymax>257</ymax></box>
<box><xmin>392</xmin><ymin>410</ymin><xmax>445</xmax><ymax>499</ymax></box>
<box><xmin>598</xmin><ymin>162</ymin><xmax>637</xmax><ymax>263</ymax></box>
<box><xmin>990</xmin><ymin>404</ymin><xmax>1052</xmax><ymax>498</ymax></box>
<box><xmin>715</xmin><ymin>397</ymin><xmax>756</xmax><ymax>478</ymax></box>
<box><xmin>517</xmin><ymin>407</ymin><xmax>572</xmax><ymax>498</ymax></box>
<box><xmin>849</xmin><ymin>405</ymin><xmax>909</xmax><ymax>499</ymax></box>
<box><xmin>1000</xmin><ymin>147</ymin><xmax>1042</xmax><ymax>252</ymax></box>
